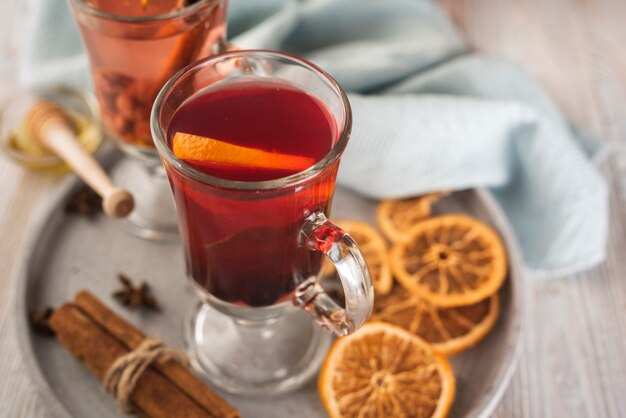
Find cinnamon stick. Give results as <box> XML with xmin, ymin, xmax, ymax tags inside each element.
<box><xmin>74</xmin><ymin>291</ymin><xmax>238</xmax><ymax>418</ymax></box>
<box><xmin>50</xmin><ymin>304</ymin><xmax>209</xmax><ymax>418</ymax></box>
<box><xmin>49</xmin><ymin>296</ymin><xmax>239</xmax><ymax>418</ymax></box>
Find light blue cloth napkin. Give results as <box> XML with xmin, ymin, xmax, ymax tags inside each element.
<box><xmin>19</xmin><ymin>0</ymin><xmax>608</xmax><ymax>278</ymax></box>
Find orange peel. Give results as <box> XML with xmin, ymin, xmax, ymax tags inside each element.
<box><xmin>172</xmin><ymin>132</ymin><xmax>315</xmax><ymax>171</ymax></box>
<box><xmin>330</xmin><ymin>220</ymin><xmax>392</xmax><ymax>295</ymax></box>
<box><xmin>319</xmin><ymin>322</ymin><xmax>455</xmax><ymax>418</ymax></box>
<box><xmin>377</xmin><ymin>192</ymin><xmax>449</xmax><ymax>243</ymax></box>
<box><xmin>372</xmin><ymin>284</ymin><xmax>500</xmax><ymax>356</ymax></box>
<box><xmin>390</xmin><ymin>214</ymin><xmax>507</xmax><ymax>307</ymax></box>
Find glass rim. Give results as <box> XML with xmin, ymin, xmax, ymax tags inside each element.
<box><xmin>67</xmin><ymin>0</ymin><xmax>217</xmax><ymax>22</ymax></box>
<box><xmin>151</xmin><ymin>50</ymin><xmax>352</xmax><ymax>191</ymax></box>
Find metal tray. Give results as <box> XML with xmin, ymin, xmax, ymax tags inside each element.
<box><xmin>14</xmin><ymin>167</ymin><xmax>523</xmax><ymax>418</ymax></box>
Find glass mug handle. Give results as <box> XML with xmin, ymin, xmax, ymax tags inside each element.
<box><xmin>294</xmin><ymin>211</ymin><xmax>374</xmax><ymax>336</ymax></box>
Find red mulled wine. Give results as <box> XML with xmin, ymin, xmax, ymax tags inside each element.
<box><xmin>166</xmin><ymin>81</ymin><xmax>339</xmax><ymax>306</ymax></box>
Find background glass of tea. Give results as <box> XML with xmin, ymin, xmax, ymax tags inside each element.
<box><xmin>67</xmin><ymin>0</ymin><xmax>227</xmax><ymax>240</ymax></box>
<box><xmin>152</xmin><ymin>51</ymin><xmax>374</xmax><ymax>395</ymax></box>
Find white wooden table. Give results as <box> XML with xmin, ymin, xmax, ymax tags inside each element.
<box><xmin>1</xmin><ymin>1</ymin><xmax>625</xmax><ymax>417</ymax></box>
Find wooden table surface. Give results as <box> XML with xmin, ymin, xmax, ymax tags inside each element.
<box><xmin>1</xmin><ymin>1</ymin><xmax>625</xmax><ymax>417</ymax></box>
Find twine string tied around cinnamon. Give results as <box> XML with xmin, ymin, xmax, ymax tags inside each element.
<box><xmin>104</xmin><ymin>337</ymin><xmax>190</xmax><ymax>413</ymax></box>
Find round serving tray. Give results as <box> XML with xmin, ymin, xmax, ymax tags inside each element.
<box><xmin>14</xmin><ymin>164</ymin><xmax>523</xmax><ymax>418</ymax></box>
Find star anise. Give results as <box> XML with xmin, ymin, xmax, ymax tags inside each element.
<box><xmin>30</xmin><ymin>307</ymin><xmax>56</xmax><ymax>337</ymax></box>
<box><xmin>112</xmin><ymin>273</ymin><xmax>160</xmax><ymax>311</ymax></box>
<box><xmin>65</xmin><ymin>185</ymin><xmax>102</xmax><ymax>218</ymax></box>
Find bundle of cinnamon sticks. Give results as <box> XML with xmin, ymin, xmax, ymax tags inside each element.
<box><xmin>49</xmin><ymin>290</ymin><xmax>239</xmax><ymax>418</ymax></box>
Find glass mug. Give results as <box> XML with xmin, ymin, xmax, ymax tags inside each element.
<box><xmin>152</xmin><ymin>51</ymin><xmax>373</xmax><ymax>394</ymax></box>
<box><xmin>67</xmin><ymin>0</ymin><xmax>227</xmax><ymax>240</ymax></box>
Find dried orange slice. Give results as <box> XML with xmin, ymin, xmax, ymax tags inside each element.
<box><xmin>390</xmin><ymin>215</ymin><xmax>507</xmax><ymax>307</ymax></box>
<box><xmin>372</xmin><ymin>284</ymin><xmax>499</xmax><ymax>356</ymax></box>
<box><xmin>331</xmin><ymin>220</ymin><xmax>392</xmax><ymax>295</ymax></box>
<box><xmin>319</xmin><ymin>322</ymin><xmax>455</xmax><ymax>418</ymax></box>
<box><xmin>172</xmin><ymin>132</ymin><xmax>315</xmax><ymax>171</ymax></box>
<box><xmin>377</xmin><ymin>192</ymin><xmax>449</xmax><ymax>242</ymax></box>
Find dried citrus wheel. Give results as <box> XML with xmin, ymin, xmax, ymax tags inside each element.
<box><xmin>376</xmin><ymin>192</ymin><xmax>449</xmax><ymax>242</ymax></box>
<box><xmin>389</xmin><ymin>215</ymin><xmax>507</xmax><ymax>307</ymax></box>
<box><xmin>172</xmin><ymin>132</ymin><xmax>315</xmax><ymax>171</ymax></box>
<box><xmin>331</xmin><ymin>220</ymin><xmax>392</xmax><ymax>295</ymax></box>
<box><xmin>319</xmin><ymin>322</ymin><xmax>455</xmax><ymax>418</ymax></box>
<box><xmin>372</xmin><ymin>284</ymin><xmax>499</xmax><ymax>356</ymax></box>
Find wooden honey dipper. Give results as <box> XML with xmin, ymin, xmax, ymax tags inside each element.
<box><xmin>25</xmin><ymin>101</ymin><xmax>135</xmax><ymax>218</ymax></box>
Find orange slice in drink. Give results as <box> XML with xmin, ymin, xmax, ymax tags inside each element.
<box><xmin>319</xmin><ymin>322</ymin><xmax>455</xmax><ymax>418</ymax></box>
<box><xmin>331</xmin><ymin>220</ymin><xmax>392</xmax><ymax>295</ymax></box>
<box><xmin>389</xmin><ymin>215</ymin><xmax>507</xmax><ymax>307</ymax></box>
<box><xmin>172</xmin><ymin>132</ymin><xmax>315</xmax><ymax>171</ymax></box>
<box><xmin>377</xmin><ymin>192</ymin><xmax>449</xmax><ymax>242</ymax></box>
<box><xmin>372</xmin><ymin>284</ymin><xmax>499</xmax><ymax>356</ymax></box>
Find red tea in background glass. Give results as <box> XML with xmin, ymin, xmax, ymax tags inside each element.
<box><xmin>69</xmin><ymin>0</ymin><xmax>227</xmax><ymax>147</ymax></box>
<box><xmin>85</xmin><ymin>0</ymin><xmax>182</xmax><ymax>16</ymax></box>
<box><xmin>167</xmin><ymin>81</ymin><xmax>338</xmax><ymax>306</ymax></box>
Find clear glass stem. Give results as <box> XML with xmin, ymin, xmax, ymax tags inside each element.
<box><xmin>184</xmin><ymin>301</ymin><xmax>332</xmax><ymax>395</ymax></box>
